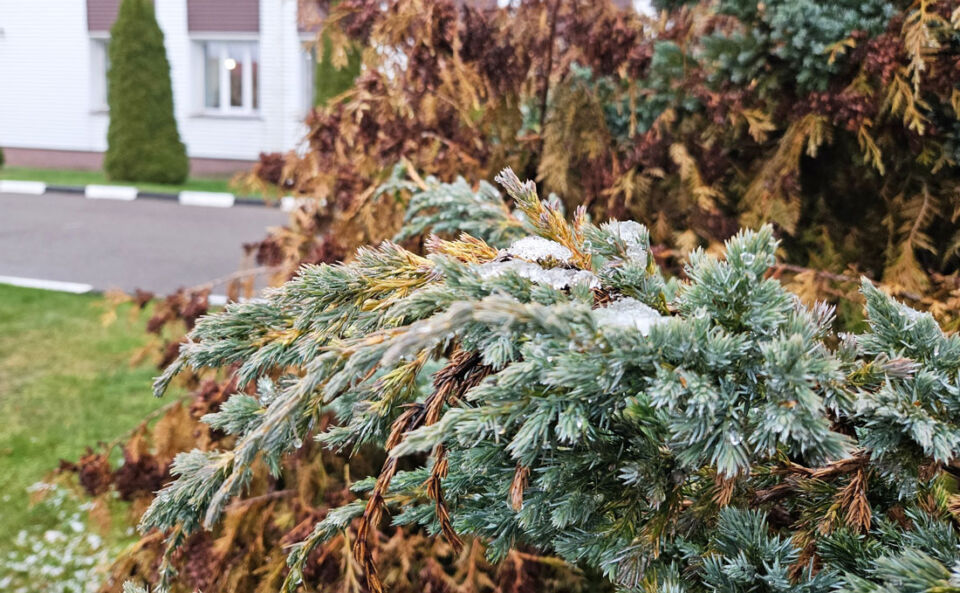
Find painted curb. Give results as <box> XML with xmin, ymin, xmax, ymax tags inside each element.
<box><xmin>179</xmin><ymin>191</ymin><xmax>236</xmax><ymax>208</ymax></box>
<box><xmin>85</xmin><ymin>184</ymin><xmax>138</xmax><ymax>200</ymax></box>
<box><xmin>0</xmin><ymin>179</ymin><xmax>284</xmax><ymax>209</ymax></box>
<box><xmin>0</xmin><ymin>274</ymin><xmax>237</xmax><ymax>306</ymax></box>
<box><xmin>0</xmin><ymin>275</ymin><xmax>93</xmax><ymax>294</ymax></box>
<box><xmin>281</xmin><ymin>195</ymin><xmax>309</xmax><ymax>212</ymax></box>
<box><xmin>0</xmin><ymin>274</ymin><xmax>249</xmax><ymax>306</ymax></box>
<box><xmin>0</xmin><ymin>180</ymin><xmax>47</xmax><ymax>194</ymax></box>
<box><xmin>208</xmin><ymin>294</ymin><xmax>267</xmax><ymax>306</ymax></box>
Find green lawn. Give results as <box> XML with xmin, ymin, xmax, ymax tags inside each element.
<box><xmin>0</xmin><ymin>285</ymin><xmax>174</xmax><ymax>579</ymax></box>
<box><xmin>0</xmin><ymin>166</ymin><xmax>267</xmax><ymax>198</ymax></box>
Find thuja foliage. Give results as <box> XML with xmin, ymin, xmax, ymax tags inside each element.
<box><xmin>253</xmin><ymin>0</ymin><xmax>960</xmax><ymax>313</ymax></box>
<box><xmin>104</xmin><ymin>0</ymin><xmax>188</xmax><ymax>184</ymax></box>
<box><xmin>249</xmin><ymin>0</ymin><xmax>651</xmax><ymax>278</ymax></box>
<box><xmin>616</xmin><ymin>0</ymin><xmax>960</xmax><ymax>296</ymax></box>
<box><xmin>139</xmin><ymin>170</ymin><xmax>960</xmax><ymax>593</ymax></box>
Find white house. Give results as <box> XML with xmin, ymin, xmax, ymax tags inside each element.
<box><xmin>0</xmin><ymin>0</ymin><xmax>317</xmax><ymax>175</ymax></box>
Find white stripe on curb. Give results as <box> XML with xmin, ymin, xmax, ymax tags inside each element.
<box><xmin>0</xmin><ymin>179</ymin><xmax>267</xmax><ymax>210</ymax></box>
<box><xmin>208</xmin><ymin>294</ymin><xmax>229</xmax><ymax>306</ymax></box>
<box><xmin>281</xmin><ymin>195</ymin><xmax>324</xmax><ymax>212</ymax></box>
<box><xmin>207</xmin><ymin>294</ymin><xmax>266</xmax><ymax>306</ymax></box>
<box><xmin>179</xmin><ymin>191</ymin><xmax>235</xmax><ymax>208</ymax></box>
<box><xmin>85</xmin><ymin>184</ymin><xmax>138</xmax><ymax>201</ymax></box>
<box><xmin>0</xmin><ymin>180</ymin><xmax>47</xmax><ymax>195</ymax></box>
<box><xmin>281</xmin><ymin>196</ymin><xmax>306</xmax><ymax>212</ymax></box>
<box><xmin>0</xmin><ymin>275</ymin><xmax>93</xmax><ymax>294</ymax></box>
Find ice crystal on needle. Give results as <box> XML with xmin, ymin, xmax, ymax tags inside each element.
<box><xmin>602</xmin><ymin>220</ymin><xmax>649</xmax><ymax>264</ymax></box>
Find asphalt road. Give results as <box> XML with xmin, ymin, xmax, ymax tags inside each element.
<box><xmin>0</xmin><ymin>191</ymin><xmax>289</xmax><ymax>295</ymax></box>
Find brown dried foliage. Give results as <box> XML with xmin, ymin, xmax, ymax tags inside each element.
<box><xmin>356</xmin><ymin>349</ymin><xmax>491</xmax><ymax>593</ymax></box>
<box><xmin>248</xmin><ymin>0</ymin><xmax>655</xmax><ymax>277</ymax></box>
<box><xmin>254</xmin><ymin>0</ymin><xmax>960</xmax><ymax>323</ymax></box>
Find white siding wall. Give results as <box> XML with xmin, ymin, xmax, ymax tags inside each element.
<box><xmin>0</xmin><ymin>0</ymin><xmax>308</xmax><ymax>162</ymax></box>
<box><xmin>0</xmin><ymin>1</ymin><xmax>109</xmax><ymax>152</ymax></box>
<box><xmin>276</xmin><ymin>0</ymin><xmax>310</xmax><ymax>152</ymax></box>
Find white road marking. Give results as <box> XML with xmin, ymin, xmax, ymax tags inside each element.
<box><xmin>281</xmin><ymin>196</ymin><xmax>304</xmax><ymax>212</ymax></box>
<box><xmin>281</xmin><ymin>195</ymin><xmax>324</xmax><ymax>212</ymax></box>
<box><xmin>179</xmin><ymin>191</ymin><xmax>235</xmax><ymax>208</ymax></box>
<box><xmin>85</xmin><ymin>184</ymin><xmax>138</xmax><ymax>200</ymax></box>
<box><xmin>208</xmin><ymin>294</ymin><xmax>229</xmax><ymax>306</ymax></box>
<box><xmin>207</xmin><ymin>294</ymin><xmax>266</xmax><ymax>306</ymax></box>
<box><xmin>0</xmin><ymin>275</ymin><xmax>93</xmax><ymax>294</ymax></box>
<box><xmin>0</xmin><ymin>180</ymin><xmax>47</xmax><ymax>195</ymax></box>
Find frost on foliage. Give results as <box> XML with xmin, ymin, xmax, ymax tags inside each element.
<box><xmin>599</xmin><ymin>220</ymin><xmax>648</xmax><ymax>265</ymax></box>
<box><xmin>144</xmin><ymin>171</ymin><xmax>960</xmax><ymax>593</ymax></box>
<box><xmin>481</xmin><ymin>235</ymin><xmax>598</xmax><ymax>289</ymax></box>
<box><xmin>504</xmin><ymin>236</ymin><xmax>574</xmax><ymax>264</ymax></box>
<box><xmin>477</xmin><ymin>259</ymin><xmax>599</xmax><ymax>290</ymax></box>
<box><xmin>593</xmin><ymin>297</ymin><xmax>665</xmax><ymax>335</ymax></box>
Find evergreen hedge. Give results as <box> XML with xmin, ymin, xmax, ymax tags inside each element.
<box><xmin>104</xmin><ymin>0</ymin><xmax>188</xmax><ymax>184</ymax></box>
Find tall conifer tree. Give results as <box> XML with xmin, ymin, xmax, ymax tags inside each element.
<box><xmin>104</xmin><ymin>0</ymin><xmax>188</xmax><ymax>184</ymax></box>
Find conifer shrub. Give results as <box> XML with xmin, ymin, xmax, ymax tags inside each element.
<box><xmin>104</xmin><ymin>0</ymin><xmax>188</xmax><ymax>184</ymax></box>
<box><xmin>139</xmin><ymin>169</ymin><xmax>960</xmax><ymax>593</ymax></box>
<box><xmin>0</xmin><ymin>146</ymin><xmax>5</xmax><ymax>169</ymax></box>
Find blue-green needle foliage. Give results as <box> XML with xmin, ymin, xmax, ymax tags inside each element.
<box><xmin>144</xmin><ymin>170</ymin><xmax>960</xmax><ymax>593</ymax></box>
<box><xmin>385</xmin><ymin>165</ymin><xmax>526</xmax><ymax>247</ymax></box>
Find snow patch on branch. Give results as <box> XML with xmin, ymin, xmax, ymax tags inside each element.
<box><xmin>504</xmin><ymin>236</ymin><xmax>574</xmax><ymax>263</ymax></box>
<box><xmin>478</xmin><ymin>259</ymin><xmax>599</xmax><ymax>290</ymax></box>
<box><xmin>594</xmin><ymin>297</ymin><xmax>665</xmax><ymax>335</ymax></box>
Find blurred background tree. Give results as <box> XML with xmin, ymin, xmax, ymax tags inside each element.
<box><xmin>104</xmin><ymin>0</ymin><xmax>188</xmax><ymax>184</ymax></box>
<box><xmin>314</xmin><ymin>32</ymin><xmax>363</xmax><ymax>106</ymax></box>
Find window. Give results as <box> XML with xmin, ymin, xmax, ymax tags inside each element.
<box><xmin>202</xmin><ymin>41</ymin><xmax>259</xmax><ymax>114</ymax></box>
<box><xmin>90</xmin><ymin>37</ymin><xmax>109</xmax><ymax>111</ymax></box>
